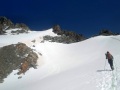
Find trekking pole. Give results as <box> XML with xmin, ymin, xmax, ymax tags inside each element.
<box><xmin>104</xmin><ymin>53</ymin><xmax>107</xmax><ymax>70</ymax></box>
<box><xmin>104</xmin><ymin>59</ymin><xmax>107</xmax><ymax>70</ymax></box>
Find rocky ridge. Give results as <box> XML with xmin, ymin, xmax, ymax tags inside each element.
<box><xmin>99</xmin><ymin>29</ymin><xmax>120</xmax><ymax>36</ymax></box>
<box><xmin>0</xmin><ymin>16</ymin><xmax>30</xmax><ymax>34</ymax></box>
<box><xmin>43</xmin><ymin>25</ymin><xmax>86</xmax><ymax>44</ymax></box>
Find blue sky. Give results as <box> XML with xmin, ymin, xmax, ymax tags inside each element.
<box><xmin>1</xmin><ymin>0</ymin><xmax>120</xmax><ymax>37</ymax></box>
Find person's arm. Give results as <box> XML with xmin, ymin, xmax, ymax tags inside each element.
<box><xmin>105</xmin><ymin>53</ymin><xmax>107</xmax><ymax>59</ymax></box>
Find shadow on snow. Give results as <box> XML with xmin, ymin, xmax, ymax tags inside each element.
<box><xmin>97</xmin><ymin>69</ymin><xmax>112</xmax><ymax>72</ymax></box>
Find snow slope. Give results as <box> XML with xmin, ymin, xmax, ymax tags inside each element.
<box><xmin>0</xmin><ymin>29</ymin><xmax>120</xmax><ymax>90</ymax></box>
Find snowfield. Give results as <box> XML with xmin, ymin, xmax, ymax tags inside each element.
<box><xmin>0</xmin><ymin>28</ymin><xmax>120</xmax><ymax>90</ymax></box>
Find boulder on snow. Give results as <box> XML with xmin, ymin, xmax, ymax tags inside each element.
<box><xmin>0</xmin><ymin>43</ymin><xmax>38</xmax><ymax>83</ymax></box>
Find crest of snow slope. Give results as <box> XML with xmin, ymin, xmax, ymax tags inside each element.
<box><xmin>0</xmin><ymin>29</ymin><xmax>120</xmax><ymax>90</ymax></box>
<box><xmin>0</xmin><ymin>28</ymin><xmax>57</xmax><ymax>47</ymax></box>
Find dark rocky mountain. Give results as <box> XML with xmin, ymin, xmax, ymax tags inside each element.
<box><xmin>0</xmin><ymin>16</ymin><xmax>30</xmax><ymax>34</ymax></box>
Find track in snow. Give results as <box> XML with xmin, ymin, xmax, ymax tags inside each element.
<box><xmin>97</xmin><ymin>56</ymin><xmax>120</xmax><ymax>90</ymax></box>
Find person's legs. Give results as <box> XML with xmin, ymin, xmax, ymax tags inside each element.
<box><xmin>108</xmin><ymin>59</ymin><xmax>114</xmax><ymax>70</ymax></box>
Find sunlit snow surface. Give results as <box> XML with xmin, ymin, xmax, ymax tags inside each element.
<box><xmin>0</xmin><ymin>28</ymin><xmax>120</xmax><ymax>90</ymax></box>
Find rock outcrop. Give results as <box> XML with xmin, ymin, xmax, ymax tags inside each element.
<box><xmin>0</xmin><ymin>43</ymin><xmax>38</xmax><ymax>83</ymax></box>
<box><xmin>99</xmin><ymin>29</ymin><xmax>120</xmax><ymax>36</ymax></box>
<box><xmin>15</xmin><ymin>23</ymin><xmax>30</xmax><ymax>30</ymax></box>
<box><xmin>53</xmin><ymin>25</ymin><xmax>62</xmax><ymax>35</ymax></box>
<box><xmin>0</xmin><ymin>16</ymin><xmax>30</xmax><ymax>34</ymax></box>
<box><xmin>44</xmin><ymin>25</ymin><xmax>86</xmax><ymax>44</ymax></box>
<box><xmin>0</xmin><ymin>16</ymin><xmax>14</xmax><ymax>30</ymax></box>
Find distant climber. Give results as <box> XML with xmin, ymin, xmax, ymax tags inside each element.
<box><xmin>105</xmin><ymin>51</ymin><xmax>114</xmax><ymax>70</ymax></box>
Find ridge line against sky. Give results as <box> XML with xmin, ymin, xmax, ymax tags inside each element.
<box><xmin>0</xmin><ymin>0</ymin><xmax>120</xmax><ymax>37</ymax></box>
